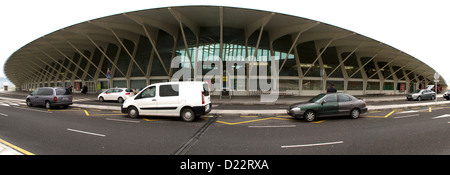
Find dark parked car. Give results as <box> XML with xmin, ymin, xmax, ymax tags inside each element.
<box><xmin>287</xmin><ymin>93</ymin><xmax>368</xmax><ymax>122</ymax></box>
<box><xmin>407</xmin><ymin>89</ymin><xmax>435</xmax><ymax>101</ymax></box>
<box><xmin>26</xmin><ymin>87</ymin><xmax>73</xmax><ymax>109</ymax></box>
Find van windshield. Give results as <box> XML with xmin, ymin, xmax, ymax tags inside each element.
<box><xmin>203</xmin><ymin>83</ymin><xmax>210</xmax><ymax>96</ymax></box>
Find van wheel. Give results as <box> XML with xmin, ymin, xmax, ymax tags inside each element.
<box><xmin>128</xmin><ymin>106</ymin><xmax>139</xmax><ymax>118</ymax></box>
<box><xmin>45</xmin><ymin>101</ymin><xmax>52</xmax><ymax>109</ymax></box>
<box><xmin>118</xmin><ymin>97</ymin><xmax>124</xmax><ymax>103</ymax></box>
<box><xmin>181</xmin><ymin>108</ymin><xmax>195</xmax><ymax>122</ymax></box>
<box><xmin>26</xmin><ymin>99</ymin><xmax>32</xmax><ymax>107</ymax></box>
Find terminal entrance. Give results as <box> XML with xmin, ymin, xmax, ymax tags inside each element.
<box><xmin>85</xmin><ymin>81</ymin><xmax>97</xmax><ymax>94</ymax></box>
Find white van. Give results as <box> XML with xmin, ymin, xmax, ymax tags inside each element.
<box><xmin>121</xmin><ymin>81</ymin><xmax>212</xmax><ymax>122</ymax></box>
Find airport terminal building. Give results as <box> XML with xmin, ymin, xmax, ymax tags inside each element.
<box><xmin>4</xmin><ymin>6</ymin><xmax>447</xmax><ymax>96</ymax></box>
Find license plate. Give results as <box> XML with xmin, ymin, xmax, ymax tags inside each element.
<box><xmin>62</xmin><ymin>97</ymin><xmax>68</xmax><ymax>101</ymax></box>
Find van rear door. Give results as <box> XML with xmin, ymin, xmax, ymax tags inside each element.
<box><xmin>203</xmin><ymin>83</ymin><xmax>211</xmax><ymax>111</ymax></box>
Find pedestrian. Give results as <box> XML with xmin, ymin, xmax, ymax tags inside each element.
<box><xmin>82</xmin><ymin>85</ymin><xmax>88</xmax><ymax>94</ymax></box>
<box><xmin>327</xmin><ymin>83</ymin><xmax>337</xmax><ymax>93</ymax></box>
<box><xmin>68</xmin><ymin>85</ymin><xmax>73</xmax><ymax>93</ymax></box>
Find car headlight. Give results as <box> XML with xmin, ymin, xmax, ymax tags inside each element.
<box><xmin>412</xmin><ymin>94</ymin><xmax>419</xmax><ymax>97</ymax></box>
<box><xmin>292</xmin><ymin>107</ymin><xmax>301</xmax><ymax>111</ymax></box>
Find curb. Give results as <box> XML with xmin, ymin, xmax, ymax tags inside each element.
<box><xmin>210</xmin><ymin>101</ymin><xmax>450</xmax><ymax>115</ymax></box>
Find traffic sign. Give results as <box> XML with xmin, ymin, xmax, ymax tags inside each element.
<box><xmin>434</xmin><ymin>72</ymin><xmax>440</xmax><ymax>80</ymax></box>
<box><xmin>107</xmin><ymin>68</ymin><xmax>111</xmax><ymax>79</ymax></box>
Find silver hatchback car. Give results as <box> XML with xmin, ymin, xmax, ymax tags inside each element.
<box><xmin>26</xmin><ymin>87</ymin><xmax>73</xmax><ymax>109</ymax></box>
<box><xmin>407</xmin><ymin>89</ymin><xmax>435</xmax><ymax>101</ymax></box>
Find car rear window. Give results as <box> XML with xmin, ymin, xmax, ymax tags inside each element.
<box><xmin>38</xmin><ymin>88</ymin><xmax>54</xmax><ymax>95</ymax></box>
<box><xmin>56</xmin><ymin>88</ymin><xmax>72</xmax><ymax>95</ymax></box>
<box><xmin>126</xmin><ymin>89</ymin><xmax>134</xmax><ymax>92</ymax></box>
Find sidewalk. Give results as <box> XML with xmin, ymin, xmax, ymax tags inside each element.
<box><xmin>211</xmin><ymin>94</ymin><xmax>408</xmax><ymax>105</ymax></box>
<box><xmin>0</xmin><ymin>139</ymin><xmax>23</xmax><ymax>155</ymax></box>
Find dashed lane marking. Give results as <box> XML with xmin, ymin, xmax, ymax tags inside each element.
<box><xmin>281</xmin><ymin>141</ymin><xmax>344</xmax><ymax>148</ymax></box>
<box><xmin>66</xmin><ymin>128</ymin><xmax>106</xmax><ymax>137</ymax></box>
<box><xmin>393</xmin><ymin>114</ymin><xmax>420</xmax><ymax>119</ymax></box>
<box><xmin>105</xmin><ymin>118</ymin><xmax>140</xmax><ymax>123</ymax></box>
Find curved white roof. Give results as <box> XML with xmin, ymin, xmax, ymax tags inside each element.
<box><xmin>4</xmin><ymin>6</ymin><xmax>446</xmax><ymax>87</ymax></box>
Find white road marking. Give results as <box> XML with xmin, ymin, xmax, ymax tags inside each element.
<box><xmin>397</xmin><ymin>110</ymin><xmax>418</xmax><ymax>114</ymax></box>
<box><xmin>67</xmin><ymin>128</ymin><xmax>106</xmax><ymax>137</ymax></box>
<box><xmin>11</xmin><ymin>106</ymin><xmax>52</xmax><ymax>113</ymax></box>
<box><xmin>281</xmin><ymin>141</ymin><xmax>344</xmax><ymax>148</ymax></box>
<box><xmin>248</xmin><ymin>125</ymin><xmax>296</xmax><ymax>128</ymax></box>
<box><xmin>106</xmin><ymin>118</ymin><xmax>140</xmax><ymax>123</ymax></box>
<box><xmin>0</xmin><ymin>113</ymin><xmax>8</xmax><ymax>116</ymax></box>
<box><xmin>9</xmin><ymin>103</ymin><xmax>20</xmax><ymax>106</ymax></box>
<box><xmin>394</xmin><ymin>114</ymin><xmax>420</xmax><ymax>119</ymax></box>
<box><xmin>432</xmin><ymin>114</ymin><xmax>450</xmax><ymax>119</ymax></box>
<box><xmin>1</xmin><ymin>103</ymin><xmax>9</xmax><ymax>107</ymax></box>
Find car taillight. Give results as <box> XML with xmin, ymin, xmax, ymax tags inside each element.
<box><xmin>53</xmin><ymin>96</ymin><xmax>57</xmax><ymax>102</ymax></box>
<box><xmin>202</xmin><ymin>91</ymin><xmax>205</xmax><ymax>105</ymax></box>
<box><xmin>125</xmin><ymin>93</ymin><xmax>130</xmax><ymax>95</ymax></box>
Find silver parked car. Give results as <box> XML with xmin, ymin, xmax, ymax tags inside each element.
<box><xmin>407</xmin><ymin>89</ymin><xmax>435</xmax><ymax>101</ymax></box>
<box><xmin>26</xmin><ymin>87</ymin><xmax>73</xmax><ymax>109</ymax></box>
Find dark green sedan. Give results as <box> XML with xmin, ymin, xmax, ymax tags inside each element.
<box><xmin>286</xmin><ymin>93</ymin><xmax>368</xmax><ymax>122</ymax></box>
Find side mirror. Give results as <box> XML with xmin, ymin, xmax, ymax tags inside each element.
<box><xmin>29</xmin><ymin>93</ymin><xmax>33</xmax><ymax>96</ymax></box>
<box><xmin>321</xmin><ymin>100</ymin><xmax>327</xmax><ymax>105</ymax></box>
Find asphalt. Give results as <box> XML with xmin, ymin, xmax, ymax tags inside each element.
<box><xmin>1</xmin><ymin>90</ymin><xmax>450</xmax><ymax>155</ymax></box>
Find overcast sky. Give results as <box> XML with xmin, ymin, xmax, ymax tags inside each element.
<box><xmin>1</xmin><ymin>0</ymin><xmax>449</xmax><ymax>84</ymax></box>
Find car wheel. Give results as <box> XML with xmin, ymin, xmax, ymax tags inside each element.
<box><xmin>26</xmin><ymin>99</ymin><xmax>32</xmax><ymax>107</ymax></box>
<box><xmin>45</xmin><ymin>101</ymin><xmax>52</xmax><ymax>109</ymax></box>
<box><xmin>118</xmin><ymin>97</ymin><xmax>124</xmax><ymax>103</ymax></box>
<box><xmin>431</xmin><ymin>95</ymin><xmax>435</xmax><ymax>100</ymax></box>
<box><xmin>350</xmin><ymin>108</ymin><xmax>360</xmax><ymax>119</ymax></box>
<box><xmin>181</xmin><ymin>108</ymin><xmax>195</xmax><ymax>122</ymax></box>
<box><xmin>303</xmin><ymin>110</ymin><xmax>316</xmax><ymax>122</ymax></box>
<box><xmin>418</xmin><ymin>96</ymin><xmax>422</xmax><ymax>101</ymax></box>
<box><xmin>127</xmin><ymin>106</ymin><xmax>139</xmax><ymax>118</ymax></box>
<box><xmin>99</xmin><ymin>97</ymin><xmax>104</xmax><ymax>102</ymax></box>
